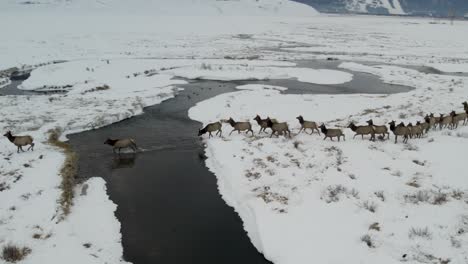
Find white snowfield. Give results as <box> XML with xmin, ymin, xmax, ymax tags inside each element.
<box><xmin>1</xmin><ymin>1</ymin><xmax>468</xmax><ymax>263</ymax></box>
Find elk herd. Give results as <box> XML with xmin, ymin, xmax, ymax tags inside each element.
<box><xmin>198</xmin><ymin>101</ymin><xmax>468</xmax><ymax>144</ymax></box>
<box><xmin>3</xmin><ymin>102</ymin><xmax>468</xmax><ymax>154</ymax></box>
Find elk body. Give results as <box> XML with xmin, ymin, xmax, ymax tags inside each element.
<box><xmin>319</xmin><ymin>124</ymin><xmax>345</xmax><ymax>141</ymax></box>
<box><xmin>253</xmin><ymin>115</ymin><xmax>277</xmax><ymax>133</ymax></box>
<box><xmin>450</xmin><ymin>110</ymin><xmax>467</xmax><ymax>129</ymax></box>
<box><xmin>429</xmin><ymin>113</ymin><xmax>440</xmax><ymax>129</ymax></box>
<box><xmin>366</xmin><ymin>119</ymin><xmax>390</xmax><ymax>140</ymax></box>
<box><xmin>104</xmin><ymin>138</ymin><xmax>138</xmax><ymax>153</ymax></box>
<box><xmin>198</xmin><ymin>122</ymin><xmax>222</xmax><ymax>138</ymax></box>
<box><xmin>3</xmin><ymin>131</ymin><xmax>35</xmax><ymax>153</ymax></box>
<box><xmin>388</xmin><ymin>121</ymin><xmax>410</xmax><ymax>144</ymax></box>
<box><xmin>348</xmin><ymin>122</ymin><xmax>375</xmax><ymax>140</ymax></box>
<box><xmin>227</xmin><ymin>118</ymin><xmax>254</xmax><ymax>136</ymax></box>
<box><xmin>266</xmin><ymin>118</ymin><xmax>291</xmax><ymax>138</ymax></box>
<box><xmin>296</xmin><ymin>115</ymin><xmax>320</xmax><ymax>135</ymax></box>
<box><xmin>439</xmin><ymin>114</ymin><xmax>453</xmax><ymax>130</ymax></box>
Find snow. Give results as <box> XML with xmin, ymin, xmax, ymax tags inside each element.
<box><xmin>429</xmin><ymin>63</ymin><xmax>468</xmax><ymax>73</ymax></box>
<box><xmin>166</xmin><ymin>64</ymin><xmax>353</xmax><ymax>84</ymax></box>
<box><xmin>189</xmin><ymin>63</ymin><xmax>468</xmax><ymax>263</ymax></box>
<box><xmin>0</xmin><ymin>0</ymin><xmax>318</xmax><ymax>16</ymax></box>
<box><xmin>2</xmin><ymin>1</ymin><xmax>468</xmax><ymax>263</ymax></box>
<box><xmin>346</xmin><ymin>0</ymin><xmax>405</xmax><ymax>15</ymax></box>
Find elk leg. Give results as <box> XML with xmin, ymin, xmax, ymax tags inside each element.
<box><xmin>270</xmin><ymin>131</ymin><xmax>275</xmax><ymax>138</ymax></box>
<box><xmin>229</xmin><ymin>129</ymin><xmax>236</xmax><ymax>136</ymax></box>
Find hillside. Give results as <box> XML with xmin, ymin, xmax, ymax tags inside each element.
<box><xmin>295</xmin><ymin>0</ymin><xmax>468</xmax><ymax>16</ymax></box>
<box><xmin>0</xmin><ymin>0</ymin><xmax>318</xmax><ymax>16</ymax></box>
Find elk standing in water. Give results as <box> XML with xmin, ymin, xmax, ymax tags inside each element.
<box><xmin>227</xmin><ymin>118</ymin><xmax>254</xmax><ymax>136</ymax></box>
<box><xmin>296</xmin><ymin>115</ymin><xmax>320</xmax><ymax>135</ymax></box>
<box><xmin>198</xmin><ymin>122</ymin><xmax>222</xmax><ymax>138</ymax></box>
<box><xmin>3</xmin><ymin>131</ymin><xmax>35</xmax><ymax>153</ymax></box>
<box><xmin>104</xmin><ymin>138</ymin><xmax>138</xmax><ymax>153</ymax></box>
<box><xmin>388</xmin><ymin>121</ymin><xmax>410</xmax><ymax>144</ymax></box>
<box><xmin>319</xmin><ymin>124</ymin><xmax>345</xmax><ymax>141</ymax></box>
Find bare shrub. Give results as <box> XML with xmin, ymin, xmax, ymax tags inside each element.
<box><xmin>2</xmin><ymin>245</ymin><xmax>31</xmax><ymax>263</ymax></box>
<box><xmin>254</xmin><ymin>187</ymin><xmax>288</xmax><ymax>205</ymax></box>
<box><xmin>412</xmin><ymin>160</ymin><xmax>426</xmax><ymax>166</ymax></box>
<box><xmin>409</xmin><ymin>227</ymin><xmax>432</xmax><ymax>240</ymax></box>
<box><xmin>321</xmin><ymin>185</ymin><xmax>359</xmax><ymax>203</ymax></box>
<box><xmin>369</xmin><ymin>222</ymin><xmax>381</xmax><ymax>231</ymax></box>
<box><xmin>200</xmin><ymin>63</ymin><xmax>212</xmax><ymax>70</ymax></box>
<box><xmin>374</xmin><ymin>191</ymin><xmax>385</xmax><ymax>202</ymax></box>
<box><xmin>361</xmin><ymin>234</ymin><xmax>375</xmax><ymax>248</ymax></box>
<box><xmin>433</xmin><ymin>192</ymin><xmax>448</xmax><ymax>205</ymax></box>
<box><xmin>451</xmin><ymin>190</ymin><xmax>464</xmax><ymax>200</ymax></box>
<box><xmin>360</xmin><ymin>201</ymin><xmax>377</xmax><ymax>213</ymax></box>
<box><xmin>406</xmin><ymin>179</ymin><xmax>420</xmax><ymax>188</ymax></box>
<box><xmin>451</xmin><ymin>236</ymin><xmax>461</xmax><ymax>248</ymax></box>
<box><xmin>404</xmin><ymin>190</ymin><xmax>450</xmax><ymax>205</ymax></box>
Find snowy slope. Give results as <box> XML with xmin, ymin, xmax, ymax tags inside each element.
<box><xmin>346</xmin><ymin>0</ymin><xmax>405</xmax><ymax>15</ymax></box>
<box><xmin>0</xmin><ymin>0</ymin><xmax>319</xmax><ymax>16</ymax></box>
<box><xmin>296</xmin><ymin>0</ymin><xmax>406</xmax><ymax>15</ymax></box>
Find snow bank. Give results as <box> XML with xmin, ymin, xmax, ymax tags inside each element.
<box><xmin>0</xmin><ymin>59</ymin><xmax>189</xmax><ymax>264</ymax></box>
<box><xmin>428</xmin><ymin>63</ymin><xmax>468</xmax><ymax>73</ymax></box>
<box><xmin>189</xmin><ymin>63</ymin><xmax>468</xmax><ymax>263</ymax></box>
<box><xmin>166</xmin><ymin>64</ymin><xmax>353</xmax><ymax>84</ymax></box>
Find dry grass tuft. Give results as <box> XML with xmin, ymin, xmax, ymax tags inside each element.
<box><xmin>360</xmin><ymin>234</ymin><xmax>375</xmax><ymax>248</ymax></box>
<box><xmin>2</xmin><ymin>245</ymin><xmax>31</xmax><ymax>263</ymax></box>
<box><xmin>48</xmin><ymin>128</ymin><xmax>78</xmax><ymax>219</ymax></box>
<box><xmin>369</xmin><ymin>222</ymin><xmax>381</xmax><ymax>231</ymax></box>
<box><xmin>409</xmin><ymin>227</ymin><xmax>432</xmax><ymax>240</ymax></box>
<box><xmin>360</xmin><ymin>201</ymin><xmax>378</xmax><ymax>213</ymax></box>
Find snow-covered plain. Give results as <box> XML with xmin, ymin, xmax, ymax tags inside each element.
<box><xmin>1</xmin><ymin>1</ymin><xmax>468</xmax><ymax>263</ymax></box>
<box><xmin>190</xmin><ymin>64</ymin><xmax>468</xmax><ymax>263</ymax></box>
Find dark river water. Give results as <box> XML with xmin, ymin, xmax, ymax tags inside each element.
<box><xmin>3</xmin><ymin>60</ymin><xmax>412</xmax><ymax>264</ymax></box>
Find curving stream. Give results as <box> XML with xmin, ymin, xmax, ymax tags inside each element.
<box><xmin>2</xmin><ymin>60</ymin><xmax>412</xmax><ymax>264</ymax></box>
<box><xmin>67</xmin><ymin>61</ymin><xmax>412</xmax><ymax>264</ymax></box>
